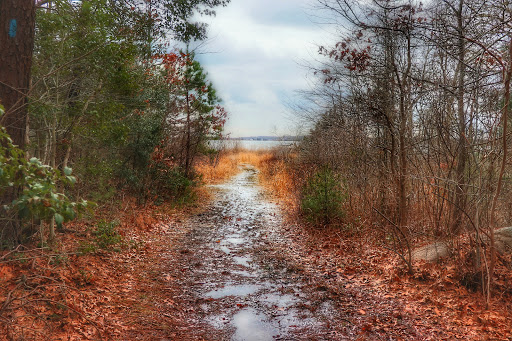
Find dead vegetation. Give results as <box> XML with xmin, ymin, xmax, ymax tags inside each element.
<box><xmin>0</xmin><ymin>199</ymin><xmax>199</xmax><ymax>340</ymax></box>
<box><xmin>3</xmin><ymin>148</ymin><xmax>512</xmax><ymax>339</ymax></box>
<box><xmin>195</xmin><ymin>147</ymin><xmax>275</xmax><ymax>184</ymax></box>
<box><xmin>253</xmin><ymin>148</ymin><xmax>512</xmax><ymax>339</ymax></box>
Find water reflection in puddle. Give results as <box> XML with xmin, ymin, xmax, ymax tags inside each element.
<box><xmin>231</xmin><ymin>270</ymin><xmax>256</xmax><ymax>277</ymax></box>
<box><xmin>204</xmin><ymin>284</ymin><xmax>261</xmax><ymax>299</ymax></box>
<box><xmin>225</xmin><ymin>236</ymin><xmax>246</xmax><ymax>245</ymax></box>
<box><xmin>197</xmin><ymin>166</ymin><xmax>333</xmax><ymax>339</ymax></box>
<box><xmin>220</xmin><ymin>246</ymin><xmax>231</xmax><ymax>254</ymax></box>
<box><xmin>232</xmin><ymin>308</ymin><xmax>278</xmax><ymax>341</ymax></box>
<box><xmin>261</xmin><ymin>293</ymin><xmax>298</xmax><ymax>308</ymax></box>
<box><xmin>233</xmin><ymin>256</ymin><xmax>252</xmax><ymax>267</ymax></box>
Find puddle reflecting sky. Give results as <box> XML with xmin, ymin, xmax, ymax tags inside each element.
<box><xmin>232</xmin><ymin>308</ymin><xmax>279</xmax><ymax>341</ymax></box>
<box><xmin>204</xmin><ymin>284</ymin><xmax>262</xmax><ymax>299</ymax></box>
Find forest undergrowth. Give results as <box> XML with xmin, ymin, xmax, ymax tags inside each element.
<box><xmin>2</xmin><ymin>148</ymin><xmax>512</xmax><ymax>339</ymax></box>
<box><xmin>0</xmin><ymin>196</ymin><xmax>201</xmax><ymax>340</ymax></box>
<box><xmin>253</xmin><ymin>148</ymin><xmax>512</xmax><ymax>339</ymax></box>
<box><xmin>0</xmin><ymin>148</ymin><xmax>278</xmax><ymax>340</ymax></box>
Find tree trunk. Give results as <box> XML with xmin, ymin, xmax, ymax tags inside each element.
<box><xmin>488</xmin><ymin>37</ymin><xmax>512</xmax><ymax>306</ymax></box>
<box><xmin>0</xmin><ymin>0</ymin><xmax>36</xmax><ymax>245</ymax></box>
<box><xmin>184</xmin><ymin>88</ymin><xmax>192</xmax><ymax>178</ymax></box>
<box><xmin>451</xmin><ymin>0</ymin><xmax>467</xmax><ymax>236</ymax></box>
<box><xmin>0</xmin><ymin>0</ymin><xmax>36</xmax><ymax>148</ymax></box>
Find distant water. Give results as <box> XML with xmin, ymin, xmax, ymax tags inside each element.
<box><xmin>209</xmin><ymin>140</ymin><xmax>295</xmax><ymax>150</ymax></box>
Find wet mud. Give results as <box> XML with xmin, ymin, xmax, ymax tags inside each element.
<box><xmin>172</xmin><ymin>165</ymin><xmax>344</xmax><ymax>340</ymax></box>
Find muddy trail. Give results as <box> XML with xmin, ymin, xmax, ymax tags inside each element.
<box><xmin>167</xmin><ymin>165</ymin><xmax>345</xmax><ymax>340</ymax></box>
<box><xmin>2</xmin><ymin>165</ymin><xmax>509</xmax><ymax>340</ymax></box>
<box><xmin>167</xmin><ymin>166</ymin><xmax>443</xmax><ymax>340</ymax></box>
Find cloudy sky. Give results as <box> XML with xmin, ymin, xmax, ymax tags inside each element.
<box><xmin>193</xmin><ymin>0</ymin><xmax>331</xmax><ymax>137</ymax></box>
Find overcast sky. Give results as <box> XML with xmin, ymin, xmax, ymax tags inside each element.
<box><xmin>193</xmin><ymin>0</ymin><xmax>331</xmax><ymax>137</ymax></box>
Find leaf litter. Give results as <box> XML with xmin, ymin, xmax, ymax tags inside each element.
<box><xmin>1</xmin><ymin>165</ymin><xmax>512</xmax><ymax>340</ymax></box>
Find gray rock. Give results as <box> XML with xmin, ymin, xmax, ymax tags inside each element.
<box><xmin>411</xmin><ymin>241</ymin><xmax>449</xmax><ymax>262</ymax></box>
<box><xmin>495</xmin><ymin>226</ymin><xmax>512</xmax><ymax>253</ymax></box>
<box><xmin>411</xmin><ymin>227</ymin><xmax>512</xmax><ymax>263</ymax></box>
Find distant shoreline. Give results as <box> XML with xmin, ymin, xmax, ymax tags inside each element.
<box><xmin>225</xmin><ymin>136</ymin><xmax>304</xmax><ymax>142</ymax></box>
<box><xmin>208</xmin><ymin>139</ymin><xmax>297</xmax><ymax>151</ymax></box>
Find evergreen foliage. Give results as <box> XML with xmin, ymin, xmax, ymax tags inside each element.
<box><xmin>0</xmin><ymin>0</ymin><xmax>229</xmax><ymax>245</ymax></box>
<box><xmin>29</xmin><ymin>0</ymin><xmax>227</xmax><ymax>205</ymax></box>
<box><xmin>301</xmin><ymin>167</ymin><xmax>346</xmax><ymax>226</ymax></box>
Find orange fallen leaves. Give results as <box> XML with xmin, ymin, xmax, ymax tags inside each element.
<box><xmin>0</xmin><ymin>196</ymin><xmax>199</xmax><ymax>341</ymax></box>
<box><xmin>0</xmin><ymin>265</ymin><xmax>15</xmax><ymax>282</ymax></box>
<box><xmin>252</xmin><ymin>149</ymin><xmax>512</xmax><ymax>339</ymax></box>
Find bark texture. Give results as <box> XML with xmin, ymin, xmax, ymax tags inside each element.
<box><xmin>0</xmin><ymin>0</ymin><xmax>36</xmax><ymax>148</ymax></box>
<box><xmin>0</xmin><ymin>0</ymin><xmax>36</xmax><ymax>245</ymax></box>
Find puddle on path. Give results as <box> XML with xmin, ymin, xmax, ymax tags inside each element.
<box><xmin>224</xmin><ymin>236</ymin><xmax>246</xmax><ymax>245</ymax></box>
<box><xmin>233</xmin><ymin>255</ymin><xmax>252</xmax><ymax>268</ymax></box>
<box><xmin>178</xmin><ymin>165</ymin><xmax>337</xmax><ymax>340</ymax></box>
<box><xmin>205</xmin><ymin>284</ymin><xmax>262</xmax><ymax>299</ymax></box>
<box><xmin>231</xmin><ymin>308</ymin><xmax>279</xmax><ymax>341</ymax></box>
<box><xmin>260</xmin><ymin>293</ymin><xmax>298</xmax><ymax>308</ymax></box>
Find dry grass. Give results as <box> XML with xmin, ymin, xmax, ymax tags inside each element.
<box><xmin>195</xmin><ymin>147</ymin><xmax>301</xmax><ymax>219</ymax></box>
<box><xmin>195</xmin><ymin>148</ymin><xmax>300</xmax><ymax>214</ymax></box>
<box><xmin>195</xmin><ymin>149</ymin><xmax>274</xmax><ymax>184</ymax></box>
<box><xmin>258</xmin><ymin>156</ymin><xmax>300</xmax><ymax>212</ymax></box>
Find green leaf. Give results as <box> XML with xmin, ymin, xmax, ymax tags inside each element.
<box><xmin>54</xmin><ymin>213</ymin><xmax>64</xmax><ymax>228</ymax></box>
<box><xmin>63</xmin><ymin>167</ymin><xmax>72</xmax><ymax>176</ymax></box>
<box><xmin>65</xmin><ymin>207</ymin><xmax>76</xmax><ymax>220</ymax></box>
<box><xmin>18</xmin><ymin>205</ymin><xmax>30</xmax><ymax>219</ymax></box>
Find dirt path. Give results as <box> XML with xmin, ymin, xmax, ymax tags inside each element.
<box><xmin>169</xmin><ymin>165</ymin><xmax>348</xmax><ymax>340</ymax></box>
<box><xmin>165</xmin><ymin>165</ymin><xmax>492</xmax><ymax>340</ymax></box>
<box><xmin>3</xmin><ymin>165</ymin><xmax>511</xmax><ymax>340</ymax></box>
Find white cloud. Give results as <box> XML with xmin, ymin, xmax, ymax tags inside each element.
<box><xmin>194</xmin><ymin>0</ymin><xmax>331</xmax><ymax>137</ymax></box>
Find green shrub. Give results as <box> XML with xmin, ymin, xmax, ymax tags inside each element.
<box><xmin>0</xmin><ymin>105</ymin><xmax>92</xmax><ymax>246</ymax></box>
<box><xmin>93</xmin><ymin>220</ymin><xmax>122</xmax><ymax>250</ymax></box>
<box><xmin>78</xmin><ymin>220</ymin><xmax>122</xmax><ymax>253</ymax></box>
<box><xmin>151</xmin><ymin>165</ymin><xmax>197</xmax><ymax>205</ymax></box>
<box><xmin>301</xmin><ymin>167</ymin><xmax>346</xmax><ymax>225</ymax></box>
<box><xmin>78</xmin><ymin>241</ymin><xmax>97</xmax><ymax>255</ymax></box>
